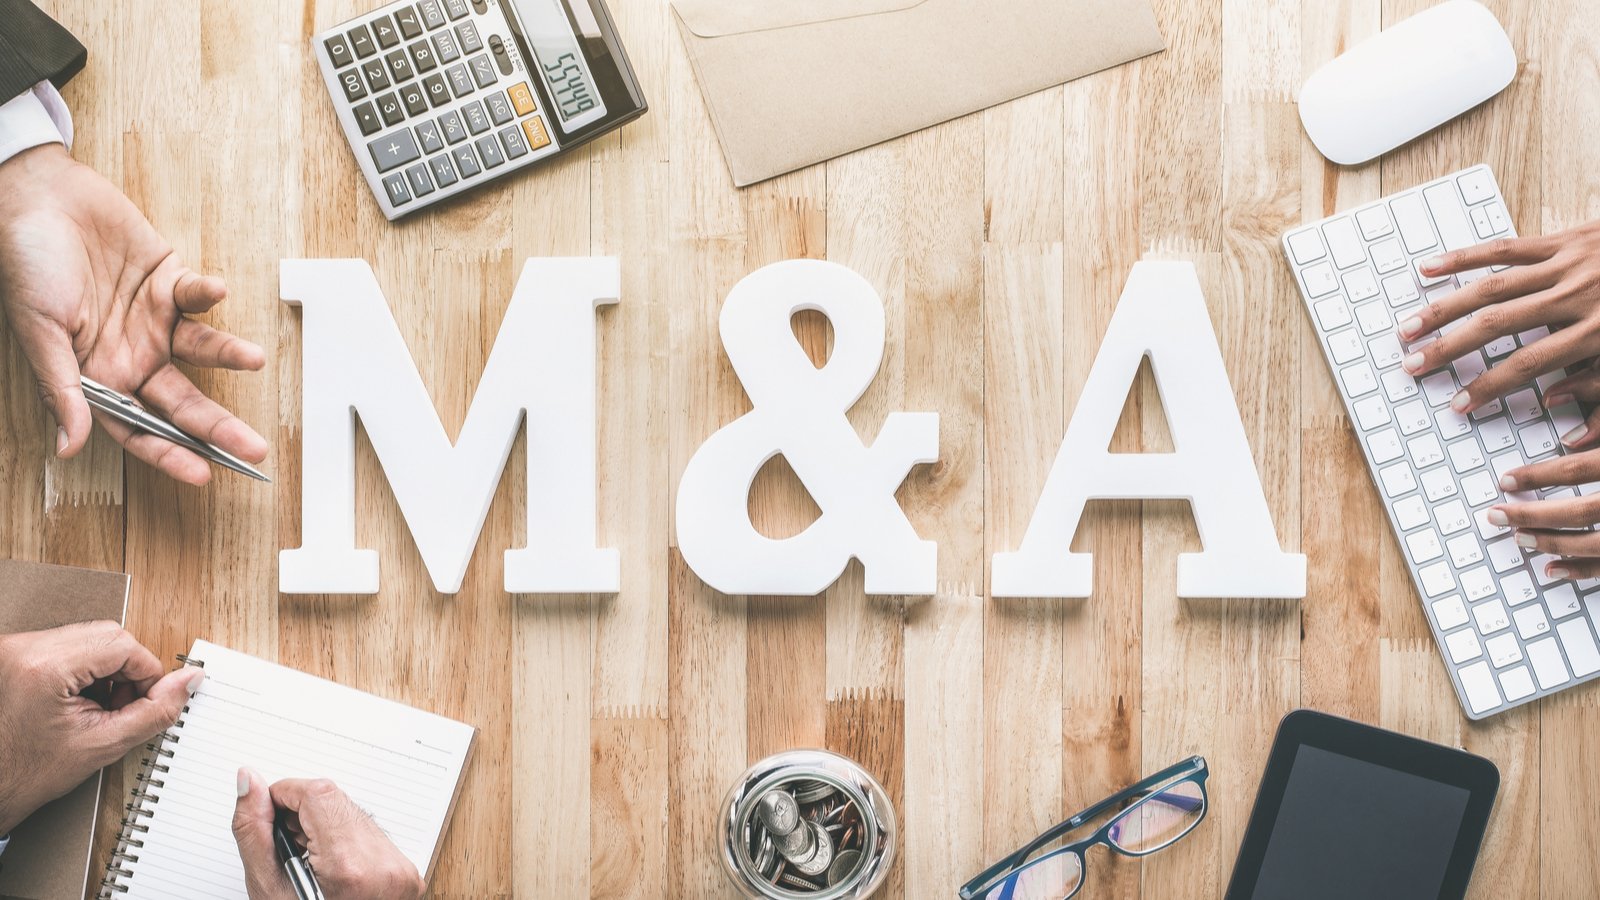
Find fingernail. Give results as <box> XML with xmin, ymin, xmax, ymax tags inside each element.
<box><xmin>237</xmin><ymin>767</ymin><xmax>251</xmax><ymax>798</ymax></box>
<box><xmin>1487</xmin><ymin>509</ymin><xmax>1508</xmax><ymax>526</ymax></box>
<box><xmin>1500</xmin><ymin>475</ymin><xmax>1519</xmax><ymax>491</ymax></box>
<box><xmin>1550</xmin><ymin>566</ymin><xmax>1571</xmax><ymax>581</ymax></box>
<box><xmin>1564</xmin><ymin>423</ymin><xmax>1589</xmax><ymax>446</ymax></box>
<box><xmin>1421</xmin><ymin>256</ymin><xmax>1444</xmax><ymax>272</ymax></box>
<box><xmin>1515</xmin><ymin>532</ymin><xmax>1537</xmax><ymax>549</ymax></box>
<box><xmin>56</xmin><ymin>427</ymin><xmax>68</xmax><ymax>456</ymax></box>
<box><xmin>1403</xmin><ymin>352</ymin><xmax>1426</xmax><ymax>374</ymax></box>
<box><xmin>185</xmin><ymin>666</ymin><xmax>206</xmax><ymax>695</ymax></box>
<box><xmin>1546</xmin><ymin>393</ymin><xmax>1574</xmax><ymax>408</ymax></box>
<box><xmin>1399</xmin><ymin>316</ymin><xmax>1423</xmax><ymax>338</ymax></box>
<box><xmin>1451</xmin><ymin>392</ymin><xmax>1472</xmax><ymax>413</ymax></box>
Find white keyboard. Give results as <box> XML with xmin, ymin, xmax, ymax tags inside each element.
<box><xmin>1285</xmin><ymin>165</ymin><xmax>1600</xmax><ymax>719</ymax></box>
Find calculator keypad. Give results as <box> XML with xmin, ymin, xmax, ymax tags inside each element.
<box><xmin>320</xmin><ymin>0</ymin><xmax>562</xmax><ymax>215</ymax></box>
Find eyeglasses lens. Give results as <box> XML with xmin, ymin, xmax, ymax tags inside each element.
<box><xmin>1105</xmin><ymin>779</ymin><xmax>1206</xmax><ymax>854</ymax></box>
<box><xmin>983</xmin><ymin>848</ymin><xmax>1083</xmax><ymax>900</ymax></box>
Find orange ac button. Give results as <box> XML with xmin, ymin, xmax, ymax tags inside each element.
<box><xmin>508</xmin><ymin>82</ymin><xmax>536</xmax><ymax>116</ymax></box>
<box><xmin>522</xmin><ymin>115</ymin><xmax>551</xmax><ymax>151</ymax></box>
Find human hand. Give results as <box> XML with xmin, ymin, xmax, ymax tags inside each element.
<box><xmin>0</xmin><ymin>621</ymin><xmax>203</xmax><ymax>834</ymax></box>
<box><xmin>0</xmin><ymin>142</ymin><xmax>268</xmax><ymax>485</ymax></box>
<box><xmin>233</xmin><ymin>772</ymin><xmax>426</xmax><ymax>900</ymax></box>
<box><xmin>1488</xmin><ymin>451</ymin><xmax>1600</xmax><ymax>580</ymax></box>
<box><xmin>1395</xmin><ymin>223</ymin><xmax>1600</xmax><ymax>418</ymax></box>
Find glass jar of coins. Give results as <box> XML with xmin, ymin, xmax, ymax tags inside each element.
<box><xmin>718</xmin><ymin>749</ymin><xmax>897</xmax><ymax>899</ymax></box>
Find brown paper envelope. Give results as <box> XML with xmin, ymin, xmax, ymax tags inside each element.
<box><xmin>672</xmin><ymin>0</ymin><xmax>1166</xmax><ymax>186</ymax></box>
<box><xmin>0</xmin><ymin>560</ymin><xmax>130</xmax><ymax>900</ymax></box>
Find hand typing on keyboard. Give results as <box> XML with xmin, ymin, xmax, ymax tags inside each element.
<box><xmin>0</xmin><ymin>144</ymin><xmax>269</xmax><ymax>485</ymax></box>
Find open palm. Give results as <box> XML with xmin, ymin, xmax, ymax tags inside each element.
<box><xmin>0</xmin><ymin>144</ymin><xmax>266</xmax><ymax>484</ymax></box>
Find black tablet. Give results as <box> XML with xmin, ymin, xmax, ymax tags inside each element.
<box><xmin>1225</xmin><ymin>709</ymin><xmax>1499</xmax><ymax>900</ymax></box>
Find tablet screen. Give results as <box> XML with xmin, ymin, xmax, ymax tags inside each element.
<box><xmin>1249</xmin><ymin>744</ymin><xmax>1471</xmax><ymax>900</ymax></box>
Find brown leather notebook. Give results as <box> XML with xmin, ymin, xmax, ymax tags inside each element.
<box><xmin>0</xmin><ymin>560</ymin><xmax>129</xmax><ymax>900</ymax></box>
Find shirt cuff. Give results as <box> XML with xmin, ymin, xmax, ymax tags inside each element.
<box><xmin>0</xmin><ymin>832</ymin><xmax>9</xmax><ymax>857</ymax></box>
<box><xmin>0</xmin><ymin>81</ymin><xmax>74</xmax><ymax>167</ymax></box>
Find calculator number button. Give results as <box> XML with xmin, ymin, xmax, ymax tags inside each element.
<box><xmin>447</xmin><ymin>63</ymin><xmax>474</xmax><ymax>98</ymax></box>
<box><xmin>401</xmin><ymin>83</ymin><xmax>430</xmax><ymax>117</ymax></box>
<box><xmin>469</xmin><ymin>54</ymin><xmax>497</xmax><ymax>88</ymax></box>
<box><xmin>409</xmin><ymin>40</ymin><xmax>439</xmax><ymax>73</ymax></box>
<box><xmin>352</xmin><ymin>101</ymin><xmax>381</xmax><ymax>136</ymax></box>
<box><xmin>456</xmin><ymin>21</ymin><xmax>483</xmax><ymax>53</ymax></box>
<box><xmin>375</xmin><ymin>92</ymin><xmax>405</xmax><ymax>127</ymax></box>
<box><xmin>417</xmin><ymin>120</ymin><xmax>446</xmax><ymax>154</ymax></box>
<box><xmin>371</xmin><ymin>15</ymin><xmax>400</xmax><ymax>49</ymax></box>
<box><xmin>368</xmin><ymin>129</ymin><xmax>422</xmax><ymax>173</ymax></box>
<box><xmin>522</xmin><ymin>115</ymin><xmax>551</xmax><ymax>152</ymax></box>
<box><xmin>444</xmin><ymin>0</ymin><xmax>470</xmax><ymax>19</ymax></box>
<box><xmin>385</xmin><ymin>49</ymin><xmax>415</xmax><ymax>84</ymax></box>
<box><xmin>500</xmin><ymin>125</ymin><xmax>530</xmax><ymax>159</ymax></box>
<box><xmin>362</xmin><ymin>58</ymin><xmax>390</xmax><ymax>92</ymax></box>
<box><xmin>348</xmin><ymin>24</ymin><xmax>377</xmax><ymax>58</ymax></box>
<box><xmin>396</xmin><ymin>6</ymin><xmax>423</xmax><ymax>39</ymax></box>
<box><xmin>475</xmin><ymin>134</ymin><xmax>506</xmax><ymax>168</ymax></box>
<box><xmin>339</xmin><ymin>68</ymin><xmax>367</xmax><ymax>102</ymax></box>
<box><xmin>439</xmin><ymin>110</ymin><xmax>468</xmax><ymax>144</ymax></box>
<box><xmin>429</xmin><ymin>154</ymin><xmax>459</xmax><ymax>188</ymax></box>
<box><xmin>406</xmin><ymin>162</ymin><xmax>436</xmax><ymax>197</ymax></box>
<box><xmin>452</xmin><ymin>145</ymin><xmax>481</xmax><ymax>178</ymax></box>
<box><xmin>419</xmin><ymin>0</ymin><xmax>448</xmax><ymax>29</ymax></box>
<box><xmin>325</xmin><ymin>34</ymin><xmax>354</xmax><ymax>67</ymax></box>
<box><xmin>485</xmin><ymin>92</ymin><xmax>514</xmax><ymax>125</ymax></box>
<box><xmin>423</xmin><ymin>73</ymin><xmax>453</xmax><ymax>108</ymax></box>
<box><xmin>434</xmin><ymin>30</ymin><xmax>461</xmax><ymax>64</ymax></box>
<box><xmin>508</xmin><ymin>82</ymin><xmax>536</xmax><ymax>116</ymax></box>
<box><xmin>382</xmin><ymin>172</ymin><xmax>412</xmax><ymax>206</ymax></box>
<box><xmin>462</xmin><ymin>101</ymin><xmax>490</xmax><ymax>134</ymax></box>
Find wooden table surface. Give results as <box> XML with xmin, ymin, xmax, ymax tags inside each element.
<box><xmin>6</xmin><ymin>0</ymin><xmax>1599</xmax><ymax>897</ymax></box>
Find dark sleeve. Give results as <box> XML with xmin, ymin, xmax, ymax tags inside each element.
<box><xmin>0</xmin><ymin>0</ymin><xmax>86</xmax><ymax>103</ymax></box>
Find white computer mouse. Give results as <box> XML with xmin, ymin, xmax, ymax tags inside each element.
<box><xmin>1299</xmin><ymin>0</ymin><xmax>1516</xmax><ymax>166</ymax></box>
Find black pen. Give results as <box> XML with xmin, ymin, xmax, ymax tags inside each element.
<box><xmin>273</xmin><ymin>815</ymin><xmax>325</xmax><ymax>900</ymax></box>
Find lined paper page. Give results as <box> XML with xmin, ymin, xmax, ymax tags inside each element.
<box><xmin>115</xmin><ymin>640</ymin><xmax>475</xmax><ymax>900</ymax></box>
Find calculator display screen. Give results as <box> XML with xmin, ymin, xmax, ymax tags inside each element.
<box><xmin>512</xmin><ymin>0</ymin><xmax>608</xmax><ymax>128</ymax></box>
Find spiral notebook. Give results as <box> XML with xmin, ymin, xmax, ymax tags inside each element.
<box><xmin>99</xmin><ymin>640</ymin><xmax>476</xmax><ymax>899</ymax></box>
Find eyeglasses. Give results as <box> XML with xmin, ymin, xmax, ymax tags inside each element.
<box><xmin>958</xmin><ymin>756</ymin><xmax>1210</xmax><ymax>900</ymax></box>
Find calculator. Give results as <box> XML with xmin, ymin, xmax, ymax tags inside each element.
<box><xmin>314</xmin><ymin>0</ymin><xmax>646</xmax><ymax>220</ymax></box>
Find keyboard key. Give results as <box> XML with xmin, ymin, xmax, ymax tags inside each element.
<box><xmin>1446</xmin><ymin>533</ymin><xmax>1482</xmax><ymax>567</ymax></box>
<box><xmin>352</xmin><ymin>100</ymin><xmax>381</xmax><ymax>135</ymax></box>
<box><xmin>405</xmin><ymin>161</ymin><xmax>435</xmax><ymax>196</ymax></box>
<box><xmin>1424</xmin><ymin>181</ymin><xmax>1478</xmax><ymax>252</ymax></box>
<box><xmin>1436</xmin><ymin>406</ymin><xmax>1471</xmax><ymax>439</ymax></box>
<box><xmin>444</xmin><ymin>0</ymin><xmax>470</xmax><ymax>19</ymax></box>
<box><xmin>1526</xmin><ymin>636</ymin><xmax>1570</xmax><ymax>688</ymax></box>
<box><xmin>367</xmin><ymin>128</ymin><xmax>421</xmax><ymax>172</ymax></box>
<box><xmin>1381</xmin><ymin>369</ymin><xmax>1418</xmax><ymax>403</ymax></box>
<box><xmin>1462</xmin><ymin>471</ymin><xmax>1497</xmax><ymax>506</ymax></box>
<box><xmin>1420</xmin><ymin>371</ymin><xmax>1457</xmax><ymax>408</ymax></box>
<box><xmin>396</xmin><ymin>5</ymin><xmax>423</xmax><ymax>39</ymax></box>
<box><xmin>1456</xmin><ymin>661</ymin><xmax>1500</xmax><ymax>714</ymax></box>
<box><xmin>1322</xmin><ymin>217</ymin><xmax>1364</xmax><ymax>269</ymax></box>
<box><xmin>1391</xmin><ymin>193</ymin><xmax>1438</xmax><ymax>254</ymax></box>
<box><xmin>1486</xmin><ymin>632</ymin><xmax>1522</xmax><ymax>668</ymax></box>
<box><xmin>1394</xmin><ymin>400</ymin><xmax>1428</xmax><ymax>435</ymax></box>
<box><xmin>1452</xmin><ymin>350</ymin><xmax>1487</xmax><ymax>385</ymax></box>
<box><xmin>1475</xmin><ymin>507</ymin><xmax>1509</xmax><ymax>540</ymax></box>
<box><xmin>409</xmin><ymin>40</ymin><xmax>439</xmax><ymax>73</ymax></box>
<box><xmin>1458</xmin><ymin>169</ymin><xmax>1496</xmax><ymax>205</ymax></box>
<box><xmin>1498</xmin><ymin>665</ymin><xmax>1536</xmax><ymax>701</ymax></box>
<box><xmin>371</xmin><ymin>14</ymin><xmax>400</xmax><ymax>49</ymax></box>
<box><xmin>1303</xmin><ymin>262</ymin><xmax>1338</xmax><ymax>298</ymax></box>
<box><xmin>381</xmin><ymin>171</ymin><xmax>411</xmax><ymax>206</ymax></box>
<box><xmin>508</xmin><ymin>82</ymin><xmax>537</xmax><ymax>116</ymax></box>
<box><xmin>339</xmin><ymin>68</ymin><xmax>367</xmax><ymax>102</ymax></box>
<box><xmin>1369</xmin><ymin>334</ymin><xmax>1403</xmax><ymax>369</ymax></box>
<box><xmin>457</xmin><ymin>20</ymin><xmax>484</xmax><ymax>53</ymax></box>
<box><xmin>1345</xmin><ymin>267</ymin><xmax>1380</xmax><ymax>302</ymax></box>
<box><xmin>1519</xmin><ymin>326</ymin><xmax>1551</xmax><ymax>346</ymax></box>
<box><xmin>471</xmin><ymin>54</ymin><xmax>498</xmax><ymax>89</ymax></box>
<box><xmin>1502</xmin><ymin>570</ymin><xmax>1537</xmax><ymax>606</ymax></box>
<box><xmin>416</xmin><ymin>118</ymin><xmax>445</xmax><ymax>153</ymax></box>
<box><xmin>1434</xmin><ymin>595</ymin><xmax>1470</xmax><ymax>630</ymax></box>
<box><xmin>463</xmin><ymin>100</ymin><xmax>490</xmax><ymax>133</ymax></box>
<box><xmin>1447</xmin><ymin>628</ymin><xmax>1484</xmax><ymax>663</ymax></box>
<box><xmin>435</xmin><ymin>29</ymin><xmax>462</xmax><ymax>63</ymax></box>
<box><xmin>1415</xmin><ymin>257</ymin><xmax>1450</xmax><ymax>287</ymax></box>
<box><xmin>1354</xmin><ymin>301</ymin><xmax>1391</xmax><ymax>336</ymax></box>
<box><xmin>1476</xmin><ymin>417</ymin><xmax>1514</xmax><ymax>453</ymax></box>
<box><xmin>363</xmin><ymin>58</ymin><xmax>391</xmax><ymax>92</ymax></box>
<box><xmin>401</xmin><ymin>82</ymin><xmax>429</xmax><ymax>116</ymax></box>
<box><xmin>1382</xmin><ymin>272</ymin><xmax>1419</xmax><ymax>305</ymax></box>
<box><xmin>1558</xmin><ymin>618</ymin><xmax>1600</xmax><ymax>677</ymax></box>
<box><xmin>1287</xmin><ymin>229</ymin><xmax>1326</xmax><ymax>264</ymax></box>
<box><xmin>1515</xmin><ymin>604</ymin><xmax>1552</xmax><ymax>641</ymax></box>
<box><xmin>1409</xmin><ymin>434</ymin><xmax>1445</xmax><ymax>468</ymax></box>
<box><xmin>419</xmin><ymin>0</ymin><xmax>447</xmax><ymax>29</ymax></box>
<box><xmin>385</xmin><ymin>48</ymin><xmax>416</xmax><ymax>83</ymax></box>
<box><xmin>1507</xmin><ymin>389</ymin><xmax>1542</xmax><ymax>425</ymax></box>
<box><xmin>451</xmin><ymin>144</ymin><xmax>481</xmax><ymax>178</ymax></box>
<box><xmin>1485</xmin><ymin>201</ymin><xmax>1510</xmax><ymax>235</ymax></box>
<box><xmin>1460</xmin><ymin>566</ymin><xmax>1496</xmax><ymax>601</ymax></box>
<box><xmin>1420</xmin><ymin>562</ymin><xmax>1455</xmax><ymax>597</ymax></box>
<box><xmin>1550</xmin><ymin>584</ymin><xmax>1584</xmax><ymax>618</ymax></box>
<box><xmin>1407</xmin><ymin>528</ymin><xmax>1443</xmax><ymax>564</ymax></box>
<box><xmin>428</xmin><ymin>153</ymin><xmax>458</xmax><ymax>188</ymax></box>
<box><xmin>1368</xmin><ymin>428</ymin><xmax>1403</xmax><ymax>464</ymax></box>
<box><xmin>1491</xmin><ymin>451</ymin><xmax>1525</xmax><ymax>487</ymax></box>
<box><xmin>325</xmin><ymin>33</ymin><xmax>354</xmax><ymax>67</ymax></box>
<box><xmin>1421</xmin><ymin>466</ymin><xmax>1456</xmax><ymax>502</ymax></box>
<box><xmin>375</xmin><ymin>92</ymin><xmax>404</xmax><ymax>127</ymax></box>
<box><xmin>1356</xmin><ymin>204</ymin><xmax>1395</xmax><ymax>240</ymax></box>
<box><xmin>1379</xmin><ymin>463</ymin><xmax>1417</xmax><ymax>498</ymax></box>
<box><xmin>1520</xmin><ymin>421</ymin><xmax>1558</xmax><ymax>458</ymax></box>
<box><xmin>423</xmin><ymin>73</ymin><xmax>451</xmax><ymax>107</ymax></box>
<box><xmin>447</xmin><ymin>63</ymin><xmax>474</xmax><ymax>98</ymax></box>
<box><xmin>439</xmin><ymin>109</ymin><xmax>467</xmax><ymax>143</ymax></box>
<box><xmin>475</xmin><ymin>133</ymin><xmax>506</xmax><ymax>168</ymax></box>
<box><xmin>1447</xmin><ymin>437</ymin><xmax>1485</xmax><ymax>474</ymax></box>
<box><xmin>1471</xmin><ymin>206</ymin><xmax>1496</xmax><ymax>239</ymax></box>
<box><xmin>348</xmin><ymin>24</ymin><xmax>377</xmax><ymax>58</ymax></box>
<box><xmin>1437</xmin><ymin>500</ymin><xmax>1471</xmax><ymax>536</ymax></box>
<box><xmin>1353</xmin><ymin>395</ymin><xmax>1390</xmax><ymax>430</ymax></box>
<box><xmin>501</xmin><ymin>124</ymin><xmax>530</xmax><ymax>159</ymax></box>
<box><xmin>1487</xmin><ymin>537</ymin><xmax>1523</xmax><ymax>574</ymax></box>
<box><xmin>1551</xmin><ymin>402</ymin><xmax>1584</xmax><ymax>438</ymax></box>
<box><xmin>1485</xmin><ymin>334</ymin><xmax>1515</xmax><ymax>358</ymax></box>
<box><xmin>1329</xmin><ymin>329</ymin><xmax>1363</xmax><ymax>365</ymax></box>
<box><xmin>1474</xmin><ymin>598</ymin><xmax>1510</xmax><ymax>634</ymax></box>
<box><xmin>1394</xmin><ymin>495</ymin><xmax>1430</xmax><ymax>531</ymax></box>
<box><xmin>1532</xmin><ymin>554</ymin><xmax>1561</xmax><ymax>586</ymax></box>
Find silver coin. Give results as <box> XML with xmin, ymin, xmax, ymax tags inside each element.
<box><xmin>774</xmin><ymin>819</ymin><xmax>814</xmax><ymax>857</ymax></box>
<box><xmin>793</xmin><ymin>780</ymin><xmax>837</xmax><ymax>805</ymax></box>
<box><xmin>792</xmin><ymin>821</ymin><xmax>835</xmax><ymax>877</ymax></box>
<box><xmin>827</xmin><ymin>849</ymin><xmax>862</xmax><ymax>886</ymax></box>
<box><xmin>756</xmin><ymin>790</ymin><xmax>801</xmax><ymax>837</ymax></box>
<box><xmin>754</xmin><ymin>832</ymin><xmax>776</xmax><ymax>874</ymax></box>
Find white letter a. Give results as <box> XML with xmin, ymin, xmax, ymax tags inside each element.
<box><xmin>992</xmin><ymin>261</ymin><xmax>1305</xmax><ymax>599</ymax></box>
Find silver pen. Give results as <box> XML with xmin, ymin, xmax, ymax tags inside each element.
<box><xmin>275</xmin><ymin>818</ymin><xmax>325</xmax><ymax>900</ymax></box>
<box><xmin>79</xmin><ymin>375</ymin><xmax>270</xmax><ymax>482</ymax></box>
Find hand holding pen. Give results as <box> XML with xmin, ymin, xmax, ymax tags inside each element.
<box><xmin>233</xmin><ymin>769</ymin><xmax>425</xmax><ymax>900</ymax></box>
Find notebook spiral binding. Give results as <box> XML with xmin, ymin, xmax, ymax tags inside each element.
<box><xmin>95</xmin><ymin>653</ymin><xmax>206</xmax><ymax>898</ymax></box>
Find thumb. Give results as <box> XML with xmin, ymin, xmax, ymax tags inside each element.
<box><xmin>234</xmin><ymin>768</ymin><xmax>295</xmax><ymax>900</ymax></box>
<box><xmin>19</xmin><ymin>322</ymin><xmax>92</xmax><ymax>457</ymax></box>
<box><xmin>96</xmin><ymin>666</ymin><xmax>204</xmax><ymax>756</ymax></box>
